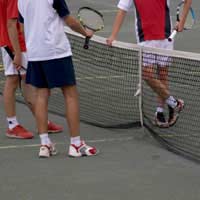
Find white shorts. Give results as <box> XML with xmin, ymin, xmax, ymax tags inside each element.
<box><xmin>139</xmin><ymin>39</ymin><xmax>174</xmax><ymax>67</ymax></box>
<box><xmin>1</xmin><ymin>47</ymin><xmax>27</xmax><ymax>76</ymax></box>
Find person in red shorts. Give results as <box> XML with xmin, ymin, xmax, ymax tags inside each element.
<box><xmin>0</xmin><ymin>0</ymin><xmax>63</xmax><ymax>139</ymax></box>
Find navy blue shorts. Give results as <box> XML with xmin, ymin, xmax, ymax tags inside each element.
<box><xmin>26</xmin><ymin>56</ymin><xmax>76</xmax><ymax>88</ymax></box>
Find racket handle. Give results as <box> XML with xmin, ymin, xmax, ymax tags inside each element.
<box><xmin>168</xmin><ymin>30</ymin><xmax>177</xmax><ymax>42</ymax></box>
<box><xmin>84</xmin><ymin>36</ymin><xmax>90</xmax><ymax>49</ymax></box>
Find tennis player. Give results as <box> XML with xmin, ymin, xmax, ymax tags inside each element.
<box><xmin>107</xmin><ymin>0</ymin><xmax>192</xmax><ymax>127</ymax></box>
<box><xmin>0</xmin><ymin>0</ymin><xmax>63</xmax><ymax>139</ymax></box>
<box><xmin>18</xmin><ymin>0</ymin><xmax>98</xmax><ymax>157</ymax></box>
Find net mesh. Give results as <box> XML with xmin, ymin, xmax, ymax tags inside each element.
<box><xmin>1</xmin><ymin>27</ymin><xmax>200</xmax><ymax>162</ymax></box>
<box><xmin>142</xmin><ymin>47</ymin><xmax>200</xmax><ymax>161</ymax></box>
<box><xmin>43</xmin><ymin>28</ymin><xmax>141</xmax><ymax>128</ymax></box>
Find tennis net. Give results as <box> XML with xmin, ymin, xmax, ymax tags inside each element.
<box><xmin>1</xmin><ymin>27</ymin><xmax>200</xmax><ymax>162</ymax></box>
<box><xmin>142</xmin><ymin>46</ymin><xmax>200</xmax><ymax>162</ymax></box>
<box><xmin>48</xmin><ymin>28</ymin><xmax>141</xmax><ymax>128</ymax></box>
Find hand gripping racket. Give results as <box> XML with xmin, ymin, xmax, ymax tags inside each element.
<box><xmin>77</xmin><ymin>7</ymin><xmax>104</xmax><ymax>49</ymax></box>
<box><xmin>168</xmin><ymin>1</ymin><xmax>196</xmax><ymax>42</ymax></box>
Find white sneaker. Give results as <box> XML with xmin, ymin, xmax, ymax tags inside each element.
<box><xmin>68</xmin><ymin>141</ymin><xmax>98</xmax><ymax>157</ymax></box>
<box><xmin>39</xmin><ymin>144</ymin><xmax>57</xmax><ymax>158</ymax></box>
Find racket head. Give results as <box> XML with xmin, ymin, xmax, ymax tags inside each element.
<box><xmin>177</xmin><ymin>2</ymin><xmax>196</xmax><ymax>30</ymax></box>
<box><xmin>77</xmin><ymin>7</ymin><xmax>104</xmax><ymax>32</ymax></box>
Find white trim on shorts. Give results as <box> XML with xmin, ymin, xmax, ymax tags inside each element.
<box><xmin>1</xmin><ymin>47</ymin><xmax>27</xmax><ymax>76</ymax></box>
<box><xmin>139</xmin><ymin>39</ymin><xmax>174</xmax><ymax>67</ymax></box>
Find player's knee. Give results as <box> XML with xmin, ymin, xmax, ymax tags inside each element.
<box><xmin>143</xmin><ymin>73</ymin><xmax>154</xmax><ymax>81</ymax></box>
<box><xmin>5</xmin><ymin>76</ymin><xmax>19</xmax><ymax>90</ymax></box>
<box><xmin>62</xmin><ymin>85</ymin><xmax>78</xmax><ymax>99</ymax></box>
<box><xmin>142</xmin><ymin>67</ymin><xmax>154</xmax><ymax>81</ymax></box>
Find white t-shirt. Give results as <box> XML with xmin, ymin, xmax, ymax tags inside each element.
<box><xmin>18</xmin><ymin>0</ymin><xmax>72</xmax><ymax>61</ymax></box>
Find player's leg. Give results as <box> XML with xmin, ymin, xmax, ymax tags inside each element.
<box><xmin>42</xmin><ymin>56</ymin><xmax>98</xmax><ymax>157</ymax></box>
<box><xmin>62</xmin><ymin>85</ymin><xmax>80</xmax><ymax>136</ymax></box>
<box><xmin>155</xmin><ymin>66</ymin><xmax>169</xmax><ymax>128</ymax></box>
<box><xmin>20</xmin><ymin>52</ymin><xmax>63</xmax><ymax>133</ymax></box>
<box><xmin>160</xmin><ymin>40</ymin><xmax>183</xmax><ymax>127</ymax></box>
<box><xmin>1</xmin><ymin>48</ymin><xmax>33</xmax><ymax>139</ymax></box>
<box><xmin>26</xmin><ymin>61</ymin><xmax>56</xmax><ymax>158</ymax></box>
<box><xmin>22</xmin><ymin>81</ymin><xmax>63</xmax><ymax>133</ymax></box>
<box><xmin>141</xmin><ymin>40</ymin><xmax>184</xmax><ymax>127</ymax></box>
<box><xmin>143</xmin><ymin>66</ymin><xmax>169</xmax><ymax>99</ymax></box>
<box><xmin>61</xmin><ymin>85</ymin><xmax>98</xmax><ymax>157</ymax></box>
<box><xmin>143</xmin><ymin>65</ymin><xmax>184</xmax><ymax>126</ymax></box>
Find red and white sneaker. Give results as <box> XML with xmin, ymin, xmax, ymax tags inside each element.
<box><xmin>47</xmin><ymin>121</ymin><xmax>63</xmax><ymax>134</ymax></box>
<box><xmin>68</xmin><ymin>141</ymin><xmax>98</xmax><ymax>157</ymax></box>
<box><xmin>39</xmin><ymin>144</ymin><xmax>57</xmax><ymax>158</ymax></box>
<box><xmin>168</xmin><ymin>99</ymin><xmax>184</xmax><ymax>127</ymax></box>
<box><xmin>6</xmin><ymin>125</ymin><xmax>34</xmax><ymax>139</ymax></box>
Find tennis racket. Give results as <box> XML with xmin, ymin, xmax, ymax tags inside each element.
<box><xmin>77</xmin><ymin>7</ymin><xmax>104</xmax><ymax>49</ymax></box>
<box><xmin>168</xmin><ymin>1</ymin><xmax>196</xmax><ymax>42</ymax></box>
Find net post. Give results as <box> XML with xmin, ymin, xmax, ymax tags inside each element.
<box><xmin>138</xmin><ymin>47</ymin><xmax>143</xmax><ymax>127</ymax></box>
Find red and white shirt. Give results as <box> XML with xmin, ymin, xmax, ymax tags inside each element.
<box><xmin>118</xmin><ymin>0</ymin><xmax>171</xmax><ymax>43</ymax></box>
<box><xmin>0</xmin><ymin>0</ymin><xmax>26</xmax><ymax>51</ymax></box>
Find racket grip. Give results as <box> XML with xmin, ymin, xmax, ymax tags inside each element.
<box><xmin>168</xmin><ymin>30</ymin><xmax>177</xmax><ymax>42</ymax></box>
<box><xmin>84</xmin><ymin>36</ymin><xmax>90</xmax><ymax>49</ymax></box>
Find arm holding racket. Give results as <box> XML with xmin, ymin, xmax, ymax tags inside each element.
<box><xmin>77</xmin><ymin>7</ymin><xmax>104</xmax><ymax>49</ymax></box>
<box><xmin>64</xmin><ymin>15</ymin><xmax>93</xmax><ymax>38</ymax></box>
<box><xmin>168</xmin><ymin>0</ymin><xmax>193</xmax><ymax>41</ymax></box>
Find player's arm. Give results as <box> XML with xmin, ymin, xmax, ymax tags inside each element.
<box><xmin>53</xmin><ymin>0</ymin><xmax>92</xmax><ymax>38</ymax></box>
<box><xmin>7</xmin><ymin>18</ymin><xmax>22</xmax><ymax>68</ymax></box>
<box><xmin>106</xmin><ymin>9</ymin><xmax>127</xmax><ymax>46</ymax></box>
<box><xmin>64</xmin><ymin>15</ymin><xmax>92</xmax><ymax>37</ymax></box>
<box><xmin>177</xmin><ymin>0</ymin><xmax>192</xmax><ymax>32</ymax></box>
<box><xmin>7</xmin><ymin>0</ymin><xmax>22</xmax><ymax>68</ymax></box>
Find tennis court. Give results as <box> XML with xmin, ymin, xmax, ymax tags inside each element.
<box><xmin>0</xmin><ymin>0</ymin><xmax>200</xmax><ymax>200</ymax></box>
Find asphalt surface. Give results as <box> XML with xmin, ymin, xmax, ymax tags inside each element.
<box><xmin>0</xmin><ymin>1</ymin><xmax>200</xmax><ymax>200</ymax></box>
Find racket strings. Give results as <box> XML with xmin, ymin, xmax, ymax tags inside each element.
<box><xmin>78</xmin><ymin>10</ymin><xmax>104</xmax><ymax>31</ymax></box>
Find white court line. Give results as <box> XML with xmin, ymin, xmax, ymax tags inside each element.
<box><xmin>0</xmin><ymin>136</ymin><xmax>134</xmax><ymax>150</ymax></box>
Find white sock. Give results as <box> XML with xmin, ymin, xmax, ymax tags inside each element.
<box><xmin>70</xmin><ymin>136</ymin><xmax>81</xmax><ymax>146</ymax></box>
<box><xmin>165</xmin><ymin>96</ymin><xmax>177</xmax><ymax>108</ymax></box>
<box><xmin>39</xmin><ymin>133</ymin><xmax>51</xmax><ymax>145</ymax></box>
<box><xmin>7</xmin><ymin>116</ymin><xmax>19</xmax><ymax>129</ymax></box>
<box><xmin>156</xmin><ymin>107</ymin><xmax>164</xmax><ymax>113</ymax></box>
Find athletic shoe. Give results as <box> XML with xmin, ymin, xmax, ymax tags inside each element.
<box><xmin>48</xmin><ymin>121</ymin><xmax>63</xmax><ymax>133</ymax></box>
<box><xmin>39</xmin><ymin>144</ymin><xmax>57</xmax><ymax>158</ymax></box>
<box><xmin>6</xmin><ymin>125</ymin><xmax>34</xmax><ymax>139</ymax></box>
<box><xmin>68</xmin><ymin>141</ymin><xmax>98</xmax><ymax>157</ymax></box>
<box><xmin>168</xmin><ymin>99</ymin><xmax>184</xmax><ymax>127</ymax></box>
<box><xmin>154</xmin><ymin>112</ymin><xmax>169</xmax><ymax>128</ymax></box>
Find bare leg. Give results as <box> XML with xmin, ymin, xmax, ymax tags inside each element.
<box><xmin>3</xmin><ymin>75</ymin><xmax>18</xmax><ymax>117</ymax></box>
<box><xmin>21</xmin><ymin>77</ymin><xmax>36</xmax><ymax>115</ymax></box>
<box><xmin>143</xmin><ymin>66</ymin><xmax>169</xmax><ymax>100</ymax></box>
<box><xmin>63</xmin><ymin>85</ymin><xmax>97</xmax><ymax>157</ymax></box>
<box><xmin>157</xmin><ymin>66</ymin><xmax>169</xmax><ymax>108</ymax></box>
<box><xmin>62</xmin><ymin>85</ymin><xmax>80</xmax><ymax>137</ymax></box>
<box><xmin>34</xmin><ymin>88</ymin><xmax>49</xmax><ymax>134</ymax></box>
